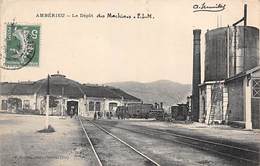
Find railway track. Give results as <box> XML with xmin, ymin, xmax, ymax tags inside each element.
<box><xmin>94</xmin><ymin>120</ymin><xmax>260</xmax><ymax>165</ymax></box>
<box><xmin>79</xmin><ymin>117</ymin><xmax>160</xmax><ymax>166</ymax></box>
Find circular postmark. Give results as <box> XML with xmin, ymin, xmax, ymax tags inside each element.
<box><xmin>1</xmin><ymin>23</ymin><xmax>40</xmax><ymax>70</ymax></box>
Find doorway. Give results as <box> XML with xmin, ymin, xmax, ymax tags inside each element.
<box><xmin>7</xmin><ymin>98</ymin><xmax>22</xmax><ymax>111</ymax></box>
<box><xmin>67</xmin><ymin>100</ymin><xmax>78</xmax><ymax>116</ymax></box>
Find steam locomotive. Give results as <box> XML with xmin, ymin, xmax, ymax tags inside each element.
<box><xmin>115</xmin><ymin>103</ymin><xmax>164</xmax><ymax>120</ymax></box>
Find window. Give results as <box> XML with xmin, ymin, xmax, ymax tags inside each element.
<box><xmin>252</xmin><ymin>79</ymin><xmax>260</xmax><ymax>98</ymax></box>
<box><xmin>23</xmin><ymin>100</ymin><xmax>30</xmax><ymax>109</ymax></box>
<box><xmin>109</xmin><ymin>102</ymin><xmax>117</xmax><ymax>111</ymax></box>
<box><xmin>1</xmin><ymin>100</ymin><xmax>7</xmax><ymax>110</ymax></box>
<box><xmin>89</xmin><ymin>101</ymin><xmax>94</xmax><ymax>111</ymax></box>
<box><xmin>95</xmin><ymin>102</ymin><xmax>101</xmax><ymax>111</ymax></box>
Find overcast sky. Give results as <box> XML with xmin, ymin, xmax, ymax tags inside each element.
<box><xmin>0</xmin><ymin>0</ymin><xmax>259</xmax><ymax>84</ymax></box>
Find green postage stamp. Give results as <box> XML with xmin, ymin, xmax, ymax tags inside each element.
<box><xmin>5</xmin><ymin>24</ymin><xmax>40</xmax><ymax>68</ymax></box>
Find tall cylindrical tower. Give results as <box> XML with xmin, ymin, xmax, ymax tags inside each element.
<box><xmin>204</xmin><ymin>26</ymin><xmax>259</xmax><ymax>81</ymax></box>
<box><xmin>229</xmin><ymin>26</ymin><xmax>259</xmax><ymax>77</ymax></box>
<box><xmin>192</xmin><ymin>29</ymin><xmax>201</xmax><ymax>121</ymax></box>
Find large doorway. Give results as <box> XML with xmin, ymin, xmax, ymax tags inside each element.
<box><xmin>109</xmin><ymin>102</ymin><xmax>118</xmax><ymax>111</ymax></box>
<box><xmin>7</xmin><ymin>98</ymin><xmax>22</xmax><ymax>111</ymax></box>
<box><xmin>109</xmin><ymin>102</ymin><xmax>118</xmax><ymax>116</ymax></box>
<box><xmin>67</xmin><ymin>101</ymin><xmax>78</xmax><ymax>116</ymax></box>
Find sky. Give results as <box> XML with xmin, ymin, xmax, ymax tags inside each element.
<box><xmin>0</xmin><ymin>0</ymin><xmax>259</xmax><ymax>84</ymax></box>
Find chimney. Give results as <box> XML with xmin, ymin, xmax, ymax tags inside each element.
<box><xmin>244</xmin><ymin>1</ymin><xmax>247</xmax><ymax>26</ymax></box>
<box><xmin>160</xmin><ymin>102</ymin><xmax>163</xmax><ymax>109</ymax></box>
<box><xmin>192</xmin><ymin>29</ymin><xmax>201</xmax><ymax>121</ymax></box>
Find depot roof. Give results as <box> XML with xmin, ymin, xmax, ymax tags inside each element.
<box><xmin>0</xmin><ymin>74</ymin><xmax>141</xmax><ymax>101</ymax></box>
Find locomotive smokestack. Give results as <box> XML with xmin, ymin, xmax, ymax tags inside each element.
<box><xmin>160</xmin><ymin>102</ymin><xmax>163</xmax><ymax>109</ymax></box>
<box><xmin>192</xmin><ymin>29</ymin><xmax>201</xmax><ymax>122</ymax></box>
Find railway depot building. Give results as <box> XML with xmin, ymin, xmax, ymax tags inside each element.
<box><xmin>193</xmin><ymin>26</ymin><xmax>260</xmax><ymax>129</ymax></box>
<box><xmin>0</xmin><ymin>73</ymin><xmax>141</xmax><ymax>117</ymax></box>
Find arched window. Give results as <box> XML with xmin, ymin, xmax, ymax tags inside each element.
<box><xmin>89</xmin><ymin>101</ymin><xmax>94</xmax><ymax>111</ymax></box>
<box><xmin>95</xmin><ymin>102</ymin><xmax>101</xmax><ymax>111</ymax></box>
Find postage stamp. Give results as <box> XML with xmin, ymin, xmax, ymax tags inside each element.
<box><xmin>4</xmin><ymin>24</ymin><xmax>40</xmax><ymax>68</ymax></box>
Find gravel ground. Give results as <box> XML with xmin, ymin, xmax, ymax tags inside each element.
<box><xmin>1</xmin><ymin>114</ymin><xmax>259</xmax><ymax>166</ymax></box>
<box><xmin>0</xmin><ymin>113</ymin><xmax>98</xmax><ymax>166</ymax></box>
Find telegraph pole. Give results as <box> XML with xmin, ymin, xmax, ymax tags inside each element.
<box><xmin>45</xmin><ymin>74</ymin><xmax>50</xmax><ymax>129</ymax></box>
<box><xmin>61</xmin><ymin>87</ymin><xmax>64</xmax><ymax>118</ymax></box>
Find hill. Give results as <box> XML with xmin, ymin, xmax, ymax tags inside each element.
<box><xmin>106</xmin><ymin>80</ymin><xmax>191</xmax><ymax>107</ymax></box>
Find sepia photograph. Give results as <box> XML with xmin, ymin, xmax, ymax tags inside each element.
<box><xmin>0</xmin><ymin>0</ymin><xmax>259</xmax><ymax>165</ymax></box>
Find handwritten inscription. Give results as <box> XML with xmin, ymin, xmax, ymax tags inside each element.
<box><xmin>193</xmin><ymin>2</ymin><xmax>226</xmax><ymax>12</ymax></box>
<box><xmin>36</xmin><ymin>12</ymin><xmax>155</xmax><ymax>20</ymax></box>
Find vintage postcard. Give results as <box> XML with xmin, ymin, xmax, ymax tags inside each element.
<box><xmin>0</xmin><ymin>0</ymin><xmax>259</xmax><ymax>165</ymax></box>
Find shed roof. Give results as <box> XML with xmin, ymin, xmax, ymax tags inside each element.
<box><xmin>0</xmin><ymin>74</ymin><xmax>141</xmax><ymax>101</ymax></box>
<box><xmin>225</xmin><ymin>66</ymin><xmax>260</xmax><ymax>83</ymax></box>
<box><xmin>0</xmin><ymin>82</ymin><xmax>38</xmax><ymax>95</ymax></box>
<box><xmin>81</xmin><ymin>85</ymin><xmax>141</xmax><ymax>101</ymax></box>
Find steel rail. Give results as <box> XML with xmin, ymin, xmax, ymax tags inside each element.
<box><xmin>79</xmin><ymin>117</ymin><xmax>103</xmax><ymax>166</ymax></box>
<box><xmin>140</xmin><ymin>127</ymin><xmax>259</xmax><ymax>164</ymax></box>
<box><xmin>96</xmin><ymin>122</ymin><xmax>260</xmax><ymax>164</ymax></box>
<box><xmin>87</xmin><ymin>119</ymin><xmax>161</xmax><ymax>166</ymax></box>
<box><xmin>98</xmin><ymin>121</ymin><xmax>258</xmax><ymax>153</ymax></box>
<box><xmin>142</xmin><ymin>126</ymin><xmax>258</xmax><ymax>153</ymax></box>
